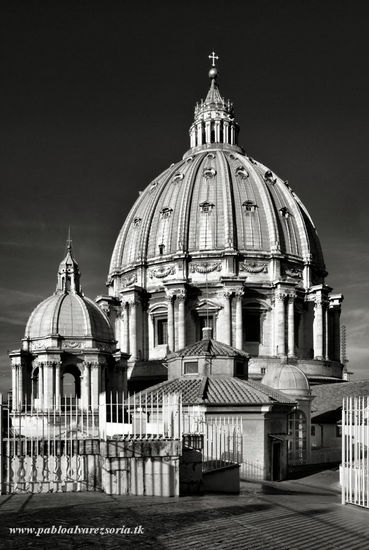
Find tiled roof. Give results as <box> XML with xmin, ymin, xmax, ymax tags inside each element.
<box><xmin>311</xmin><ymin>380</ymin><xmax>369</xmax><ymax>418</ymax></box>
<box><xmin>135</xmin><ymin>376</ymin><xmax>296</xmax><ymax>406</ymax></box>
<box><xmin>166</xmin><ymin>338</ymin><xmax>249</xmax><ymax>360</ymax></box>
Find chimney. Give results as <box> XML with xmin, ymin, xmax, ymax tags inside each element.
<box><xmin>202</xmin><ymin>327</ymin><xmax>213</xmax><ymax>340</ymax></box>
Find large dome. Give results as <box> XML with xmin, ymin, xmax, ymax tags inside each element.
<box><xmin>109</xmin><ymin>148</ymin><xmax>324</xmax><ymax>278</ymax></box>
<box><xmin>102</xmin><ymin>58</ymin><xmax>344</xmax><ymax>390</ymax></box>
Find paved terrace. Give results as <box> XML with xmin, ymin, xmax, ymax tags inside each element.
<box><xmin>0</xmin><ymin>470</ymin><xmax>368</xmax><ymax>550</ymax></box>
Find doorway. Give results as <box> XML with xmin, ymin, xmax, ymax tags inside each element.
<box><xmin>271</xmin><ymin>441</ymin><xmax>281</xmax><ymax>481</ymax></box>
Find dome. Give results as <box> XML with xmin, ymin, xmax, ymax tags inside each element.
<box><xmin>25</xmin><ymin>241</ymin><xmax>114</xmax><ymax>345</ymax></box>
<box><xmin>25</xmin><ymin>293</ymin><xmax>114</xmax><ymax>341</ymax></box>
<box><xmin>261</xmin><ymin>364</ymin><xmax>310</xmax><ymax>398</ymax></box>
<box><xmin>109</xmin><ymin>60</ymin><xmax>324</xmax><ymax>282</ymax></box>
<box><xmin>103</xmin><ymin>56</ymin><xmax>344</xmax><ymax>391</ymax></box>
<box><xmin>109</xmin><ymin>149</ymin><xmax>324</xmax><ymax>277</ymax></box>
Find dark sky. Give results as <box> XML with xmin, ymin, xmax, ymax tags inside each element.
<box><xmin>1</xmin><ymin>0</ymin><xmax>368</xmax><ymax>393</ymax></box>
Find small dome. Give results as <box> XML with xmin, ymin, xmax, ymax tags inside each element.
<box><xmin>25</xmin><ymin>240</ymin><xmax>115</xmax><ymax>345</ymax></box>
<box><xmin>261</xmin><ymin>364</ymin><xmax>310</xmax><ymax>398</ymax></box>
<box><xmin>25</xmin><ymin>293</ymin><xmax>114</xmax><ymax>341</ymax></box>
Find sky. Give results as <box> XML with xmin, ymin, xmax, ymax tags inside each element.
<box><xmin>0</xmin><ymin>0</ymin><xmax>368</xmax><ymax>393</ymax></box>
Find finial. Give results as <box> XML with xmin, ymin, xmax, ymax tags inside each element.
<box><xmin>208</xmin><ymin>51</ymin><xmax>219</xmax><ymax>80</ymax></box>
<box><xmin>66</xmin><ymin>226</ymin><xmax>72</xmax><ymax>252</ymax></box>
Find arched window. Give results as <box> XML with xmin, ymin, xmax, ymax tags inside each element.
<box><xmin>288</xmin><ymin>410</ymin><xmax>307</xmax><ymax>465</ymax></box>
<box><xmin>32</xmin><ymin>367</ymin><xmax>39</xmax><ymax>399</ymax></box>
<box><xmin>62</xmin><ymin>365</ymin><xmax>81</xmax><ymax>400</ymax></box>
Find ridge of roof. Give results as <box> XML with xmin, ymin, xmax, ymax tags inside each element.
<box><xmin>166</xmin><ymin>338</ymin><xmax>249</xmax><ymax>360</ymax></box>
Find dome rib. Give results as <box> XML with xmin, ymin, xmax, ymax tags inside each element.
<box><xmin>218</xmin><ymin>151</ymin><xmax>235</xmax><ymax>249</ymax></box>
<box><xmin>246</xmin><ymin>159</ymin><xmax>280</xmax><ymax>252</ymax></box>
<box><xmin>179</xmin><ymin>154</ymin><xmax>204</xmax><ymax>253</ymax></box>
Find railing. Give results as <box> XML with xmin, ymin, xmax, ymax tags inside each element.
<box><xmin>341</xmin><ymin>396</ymin><xmax>369</xmax><ymax>508</ymax></box>
<box><xmin>182</xmin><ymin>409</ymin><xmax>243</xmax><ymax>472</ymax></box>
<box><xmin>6</xmin><ymin>395</ymin><xmax>98</xmax><ymax>439</ymax></box>
<box><xmin>99</xmin><ymin>392</ymin><xmax>182</xmax><ymax>440</ymax></box>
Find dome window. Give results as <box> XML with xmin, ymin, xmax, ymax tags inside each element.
<box><xmin>133</xmin><ymin>217</ymin><xmax>142</xmax><ymax>227</ymax></box>
<box><xmin>160</xmin><ymin>207</ymin><xmax>173</xmax><ymax>220</ymax></box>
<box><xmin>248</xmin><ymin>156</ymin><xmax>258</xmax><ymax>165</ymax></box>
<box><xmin>158</xmin><ymin>244</ymin><xmax>165</xmax><ymax>255</ymax></box>
<box><xmin>203</xmin><ymin>167</ymin><xmax>217</xmax><ymax>179</ymax></box>
<box><xmin>242</xmin><ymin>200</ymin><xmax>257</xmax><ymax>212</ymax></box>
<box><xmin>186</xmin><ymin>156</ymin><xmax>193</xmax><ymax>163</ymax></box>
<box><xmin>172</xmin><ymin>172</ymin><xmax>184</xmax><ymax>183</ymax></box>
<box><xmin>207</xmin><ymin>152</ymin><xmax>215</xmax><ymax>159</ymax></box>
<box><xmin>236</xmin><ymin>166</ymin><xmax>249</xmax><ymax>179</ymax></box>
<box><xmin>149</xmin><ymin>181</ymin><xmax>159</xmax><ymax>193</ymax></box>
<box><xmin>264</xmin><ymin>170</ymin><xmax>277</xmax><ymax>184</ymax></box>
<box><xmin>199</xmin><ymin>201</ymin><xmax>215</xmax><ymax>214</ymax></box>
<box><xmin>279</xmin><ymin>206</ymin><xmax>291</xmax><ymax>218</ymax></box>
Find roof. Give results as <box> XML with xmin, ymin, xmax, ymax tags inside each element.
<box><xmin>166</xmin><ymin>338</ymin><xmax>249</xmax><ymax>360</ymax></box>
<box><xmin>135</xmin><ymin>375</ymin><xmax>296</xmax><ymax>407</ymax></box>
<box><xmin>311</xmin><ymin>380</ymin><xmax>369</xmax><ymax>419</ymax></box>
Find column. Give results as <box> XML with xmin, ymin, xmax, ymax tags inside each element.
<box><xmin>332</xmin><ymin>306</ymin><xmax>341</xmax><ymax>361</ymax></box>
<box><xmin>324</xmin><ymin>305</ymin><xmax>329</xmax><ymax>360</ymax></box>
<box><xmin>121</xmin><ymin>304</ymin><xmax>129</xmax><ymax>353</ymax></box>
<box><xmin>39</xmin><ymin>363</ymin><xmax>44</xmax><ymax>411</ymax></box>
<box><xmin>82</xmin><ymin>362</ymin><xmax>90</xmax><ymax>410</ymax></box>
<box><xmin>129</xmin><ymin>299</ymin><xmax>138</xmax><ymax>361</ymax></box>
<box><xmin>275</xmin><ymin>289</ymin><xmax>286</xmax><ymax>356</ymax></box>
<box><xmin>43</xmin><ymin>362</ymin><xmax>49</xmax><ymax>410</ymax></box>
<box><xmin>215</xmin><ymin>120</ymin><xmax>220</xmax><ymax>142</ymax></box>
<box><xmin>17</xmin><ymin>364</ymin><xmax>23</xmax><ymax>410</ymax></box>
<box><xmin>223</xmin><ymin>121</ymin><xmax>229</xmax><ymax>144</ymax></box>
<box><xmin>55</xmin><ymin>362</ymin><xmax>61</xmax><ymax>409</ymax></box>
<box><xmin>11</xmin><ymin>364</ymin><xmax>18</xmax><ymax>410</ymax></box>
<box><xmin>197</xmin><ymin>122</ymin><xmax>203</xmax><ymax>145</ymax></box>
<box><xmin>177</xmin><ymin>289</ymin><xmax>186</xmax><ymax>350</ymax></box>
<box><xmin>90</xmin><ymin>363</ymin><xmax>99</xmax><ymax>410</ymax></box>
<box><xmin>148</xmin><ymin>313</ymin><xmax>155</xmax><ymax>357</ymax></box>
<box><xmin>205</xmin><ymin>120</ymin><xmax>211</xmax><ymax>143</ymax></box>
<box><xmin>230</xmin><ymin>125</ymin><xmax>235</xmax><ymax>145</ymax></box>
<box><xmin>313</xmin><ymin>295</ymin><xmax>324</xmax><ymax>360</ymax></box>
<box><xmin>287</xmin><ymin>293</ymin><xmax>296</xmax><ymax>358</ymax></box>
<box><xmin>190</xmin><ymin>127</ymin><xmax>196</xmax><ymax>148</ymax></box>
<box><xmin>166</xmin><ymin>290</ymin><xmax>175</xmax><ymax>351</ymax></box>
<box><xmin>223</xmin><ymin>289</ymin><xmax>233</xmax><ymax>346</ymax></box>
<box><xmin>235</xmin><ymin>288</ymin><xmax>244</xmax><ymax>350</ymax></box>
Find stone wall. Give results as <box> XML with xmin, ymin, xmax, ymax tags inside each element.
<box><xmin>101</xmin><ymin>439</ymin><xmax>181</xmax><ymax>496</ymax></box>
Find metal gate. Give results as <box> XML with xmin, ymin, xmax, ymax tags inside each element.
<box><xmin>341</xmin><ymin>396</ymin><xmax>369</xmax><ymax>508</ymax></box>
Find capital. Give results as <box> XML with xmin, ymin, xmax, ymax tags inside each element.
<box><xmin>126</xmin><ymin>297</ymin><xmax>140</xmax><ymax>308</ymax></box>
<box><xmin>176</xmin><ymin>289</ymin><xmax>186</xmax><ymax>302</ymax></box>
<box><xmin>234</xmin><ymin>287</ymin><xmax>245</xmax><ymax>299</ymax></box>
<box><xmin>275</xmin><ymin>290</ymin><xmax>286</xmax><ymax>302</ymax></box>
<box><xmin>222</xmin><ymin>288</ymin><xmax>234</xmax><ymax>299</ymax></box>
<box><xmin>165</xmin><ymin>288</ymin><xmax>177</xmax><ymax>301</ymax></box>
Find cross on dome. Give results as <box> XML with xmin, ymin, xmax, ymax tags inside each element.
<box><xmin>208</xmin><ymin>51</ymin><xmax>219</xmax><ymax>67</ymax></box>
